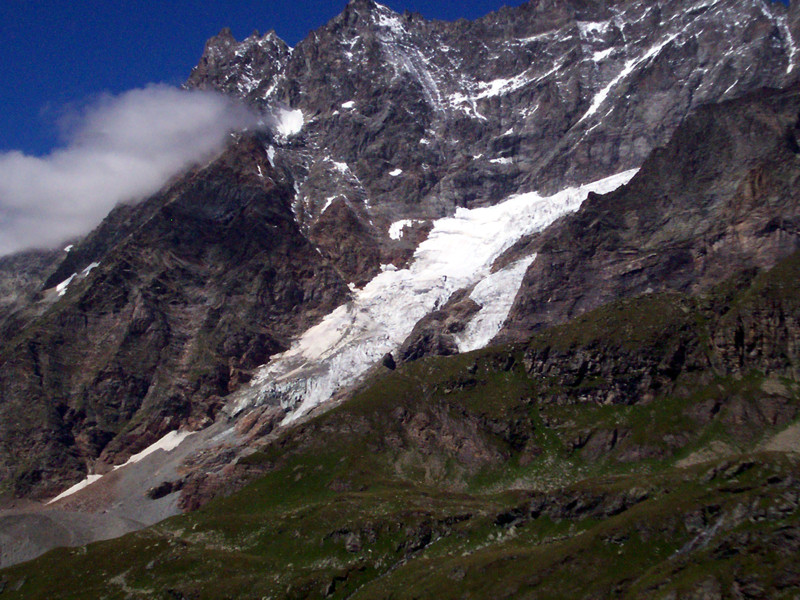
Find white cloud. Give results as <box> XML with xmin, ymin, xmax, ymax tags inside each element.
<box><xmin>0</xmin><ymin>85</ymin><xmax>260</xmax><ymax>256</ymax></box>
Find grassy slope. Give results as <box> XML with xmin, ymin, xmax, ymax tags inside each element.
<box><xmin>3</xmin><ymin>255</ymin><xmax>800</xmax><ymax>598</ymax></box>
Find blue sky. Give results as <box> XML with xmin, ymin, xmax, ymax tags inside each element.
<box><xmin>0</xmin><ymin>1</ymin><xmax>528</xmax><ymax>156</ymax></box>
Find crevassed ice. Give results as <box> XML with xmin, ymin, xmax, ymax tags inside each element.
<box><xmin>237</xmin><ymin>169</ymin><xmax>638</xmax><ymax>423</ymax></box>
<box><xmin>454</xmin><ymin>254</ymin><xmax>537</xmax><ymax>353</ymax></box>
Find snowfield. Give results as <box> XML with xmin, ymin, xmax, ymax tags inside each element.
<box><xmin>235</xmin><ymin>169</ymin><xmax>638</xmax><ymax>422</ymax></box>
<box><xmin>46</xmin><ymin>429</ymin><xmax>194</xmax><ymax>504</ymax></box>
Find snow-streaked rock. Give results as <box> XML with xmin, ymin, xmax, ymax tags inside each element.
<box><xmin>235</xmin><ymin>169</ymin><xmax>637</xmax><ymax>422</ymax></box>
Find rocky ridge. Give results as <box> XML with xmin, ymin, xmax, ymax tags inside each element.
<box><xmin>189</xmin><ymin>0</ymin><xmax>800</xmax><ymax>234</ymax></box>
<box><xmin>501</xmin><ymin>83</ymin><xmax>800</xmax><ymax>340</ymax></box>
<box><xmin>0</xmin><ymin>135</ymin><xmax>348</xmax><ymax>496</ymax></box>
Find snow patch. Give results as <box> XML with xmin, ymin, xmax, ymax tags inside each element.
<box><xmin>475</xmin><ymin>72</ymin><xmax>533</xmax><ymax>98</ymax></box>
<box><xmin>388</xmin><ymin>219</ymin><xmax>414</xmax><ymax>239</ymax></box>
<box><xmin>81</xmin><ymin>262</ymin><xmax>99</xmax><ymax>277</ymax></box>
<box><xmin>321</xmin><ymin>196</ymin><xmax>338</xmax><ymax>214</ymax></box>
<box><xmin>778</xmin><ymin>15</ymin><xmax>797</xmax><ymax>74</ymax></box>
<box><xmin>578</xmin><ymin>33</ymin><xmax>678</xmax><ymax>125</ymax></box>
<box><xmin>64</xmin><ymin>244</ymin><xmax>73</xmax><ymax>252</ymax></box>
<box><xmin>592</xmin><ymin>47</ymin><xmax>615</xmax><ymax>62</ymax></box>
<box><xmin>455</xmin><ymin>255</ymin><xmax>537</xmax><ymax>352</ymax></box>
<box><xmin>47</xmin><ymin>474</ymin><xmax>103</xmax><ymax>504</ymax></box>
<box><xmin>275</xmin><ymin>108</ymin><xmax>304</xmax><ymax>137</ymax></box>
<box><xmin>375</xmin><ymin>10</ymin><xmax>406</xmax><ymax>36</ymax></box>
<box><xmin>55</xmin><ymin>262</ymin><xmax>100</xmax><ymax>297</ymax></box>
<box><xmin>578</xmin><ymin>20</ymin><xmax>611</xmax><ymax>38</ymax></box>
<box><xmin>389</xmin><ymin>168</ymin><xmax>403</xmax><ymax>177</ymax></box>
<box><xmin>490</xmin><ymin>157</ymin><xmax>513</xmax><ymax>165</ymax></box>
<box><xmin>236</xmin><ymin>170</ymin><xmax>638</xmax><ymax>423</ymax></box>
<box><xmin>114</xmin><ymin>430</ymin><xmax>194</xmax><ymax>470</ymax></box>
<box><xmin>56</xmin><ymin>274</ymin><xmax>76</xmax><ymax>297</ymax></box>
<box><xmin>267</xmin><ymin>145</ymin><xmax>276</xmax><ymax>167</ymax></box>
<box><xmin>341</xmin><ymin>100</ymin><xmax>356</xmax><ymax>109</ymax></box>
<box><xmin>517</xmin><ymin>31</ymin><xmax>557</xmax><ymax>44</ymax></box>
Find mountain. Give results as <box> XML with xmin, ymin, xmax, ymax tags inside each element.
<box><xmin>1</xmin><ymin>0</ymin><xmax>800</xmax><ymax>590</ymax></box>
<box><xmin>4</xmin><ymin>149</ymin><xmax>800</xmax><ymax>594</ymax></box>
<box><xmin>501</xmin><ymin>83</ymin><xmax>800</xmax><ymax>340</ymax></box>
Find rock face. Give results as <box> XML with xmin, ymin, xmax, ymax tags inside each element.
<box><xmin>0</xmin><ymin>135</ymin><xmax>349</xmax><ymax>497</ymax></box>
<box><xmin>501</xmin><ymin>84</ymin><xmax>800</xmax><ymax>341</ymax></box>
<box><xmin>0</xmin><ymin>0</ymin><xmax>799</xmax><ymax>500</ymax></box>
<box><xmin>186</xmin><ymin>0</ymin><xmax>799</xmax><ymax>231</ymax></box>
<box><xmin>186</xmin><ymin>28</ymin><xmax>292</xmax><ymax>97</ymax></box>
<box><xmin>0</xmin><ymin>249</ymin><xmax>63</xmax><ymax>333</ymax></box>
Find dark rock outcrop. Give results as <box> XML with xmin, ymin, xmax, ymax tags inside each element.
<box><xmin>502</xmin><ymin>84</ymin><xmax>800</xmax><ymax>341</ymax></box>
<box><xmin>0</xmin><ymin>135</ymin><xmax>348</xmax><ymax>497</ymax></box>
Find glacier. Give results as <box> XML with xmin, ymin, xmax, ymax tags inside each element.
<box><xmin>233</xmin><ymin>169</ymin><xmax>638</xmax><ymax>423</ymax></box>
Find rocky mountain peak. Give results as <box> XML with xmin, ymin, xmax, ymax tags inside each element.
<box><xmin>346</xmin><ymin>0</ymin><xmax>379</xmax><ymax>11</ymax></box>
<box><xmin>186</xmin><ymin>26</ymin><xmax>291</xmax><ymax>96</ymax></box>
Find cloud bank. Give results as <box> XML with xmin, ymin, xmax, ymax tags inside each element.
<box><xmin>0</xmin><ymin>85</ymin><xmax>260</xmax><ymax>256</ymax></box>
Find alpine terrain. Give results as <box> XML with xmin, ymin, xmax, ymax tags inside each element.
<box><xmin>2</xmin><ymin>0</ymin><xmax>800</xmax><ymax>597</ymax></box>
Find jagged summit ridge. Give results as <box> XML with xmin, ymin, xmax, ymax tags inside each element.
<box><xmin>186</xmin><ymin>27</ymin><xmax>292</xmax><ymax>97</ymax></box>
<box><xmin>187</xmin><ymin>0</ymin><xmax>799</xmax><ymax>242</ymax></box>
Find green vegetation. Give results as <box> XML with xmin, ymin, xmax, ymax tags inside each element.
<box><xmin>4</xmin><ymin>254</ymin><xmax>800</xmax><ymax>598</ymax></box>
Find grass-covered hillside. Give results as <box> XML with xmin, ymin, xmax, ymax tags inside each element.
<box><xmin>3</xmin><ymin>252</ymin><xmax>800</xmax><ymax>599</ymax></box>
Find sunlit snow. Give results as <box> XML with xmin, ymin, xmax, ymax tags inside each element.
<box><xmin>47</xmin><ymin>474</ymin><xmax>103</xmax><ymax>504</ymax></box>
<box><xmin>56</xmin><ymin>274</ymin><xmax>76</xmax><ymax>297</ymax></box>
<box><xmin>54</xmin><ymin>262</ymin><xmax>100</xmax><ymax>297</ymax></box>
<box><xmin>592</xmin><ymin>48</ymin><xmax>615</xmax><ymax>62</ymax></box>
<box><xmin>82</xmin><ymin>262</ymin><xmax>99</xmax><ymax>277</ymax></box>
<box><xmin>454</xmin><ymin>255</ymin><xmax>537</xmax><ymax>353</ymax></box>
<box><xmin>577</xmin><ymin>33</ymin><xmax>678</xmax><ymax>125</ymax></box>
<box><xmin>275</xmin><ymin>108</ymin><xmax>304</xmax><ymax>137</ymax></box>
<box><xmin>389</xmin><ymin>219</ymin><xmax>422</xmax><ymax>239</ymax></box>
<box><xmin>321</xmin><ymin>196</ymin><xmax>338</xmax><ymax>214</ymax></box>
<box><xmin>113</xmin><ymin>430</ymin><xmax>194</xmax><ymax>470</ymax></box>
<box><xmin>46</xmin><ymin>430</ymin><xmax>193</xmax><ymax>504</ymax></box>
<box><xmin>577</xmin><ymin>21</ymin><xmax>611</xmax><ymax>39</ymax></box>
<box><xmin>235</xmin><ymin>170</ymin><xmax>638</xmax><ymax>423</ymax></box>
